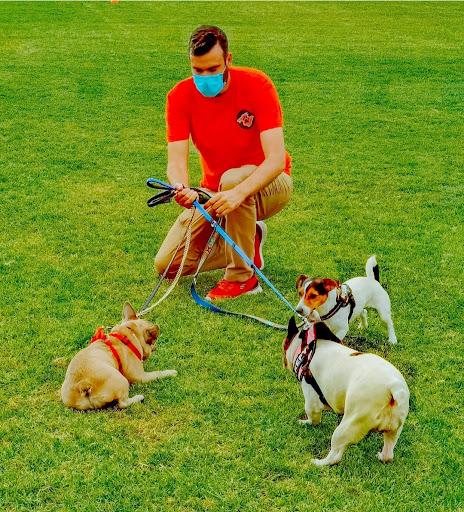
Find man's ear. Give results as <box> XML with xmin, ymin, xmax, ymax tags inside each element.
<box><xmin>123</xmin><ymin>302</ymin><xmax>137</xmax><ymax>321</ymax></box>
<box><xmin>296</xmin><ymin>274</ymin><xmax>308</xmax><ymax>290</ymax></box>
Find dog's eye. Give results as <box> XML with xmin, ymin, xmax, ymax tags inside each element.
<box><xmin>308</xmin><ymin>293</ymin><xmax>317</xmax><ymax>299</ymax></box>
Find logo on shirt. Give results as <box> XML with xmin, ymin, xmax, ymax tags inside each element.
<box><xmin>237</xmin><ymin>110</ymin><xmax>255</xmax><ymax>129</ymax></box>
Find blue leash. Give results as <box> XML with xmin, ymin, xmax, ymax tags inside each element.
<box><xmin>146</xmin><ymin>178</ymin><xmax>302</xmax><ymax>328</ymax></box>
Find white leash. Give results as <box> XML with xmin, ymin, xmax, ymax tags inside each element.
<box><xmin>137</xmin><ymin>206</ymin><xmax>195</xmax><ymax>317</ymax></box>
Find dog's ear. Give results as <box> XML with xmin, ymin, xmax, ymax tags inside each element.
<box><xmin>286</xmin><ymin>316</ymin><xmax>299</xmax><ymax>340</ymax></box>
<box><xmin>123</xmin><ymin>302</ymin><xmax>137</xmax><ymax>321</ymax></box>
<box><xmin>145</xmin><ymin>325</ymin><xmax>160</xmax><ymax>345</ymax></box>
<box><xmin>295</xmin><ymin>274</ymin><xmax>308</xmax><ymax>290</ymax></box>
<box><xmin>321</xmin><ymin>279</ymin><xmax>339</xmax><ymax>293</ymax></box>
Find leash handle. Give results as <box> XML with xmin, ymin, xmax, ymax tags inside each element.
<box><xmin>146</xmin><ymin>178</ymin><xmax>176</xmax><ymax>190</ymax></box>
<box><xmin>146</xmin><ymin>178</ymin><xmax>211</xmax><ymax>205</ymax></box>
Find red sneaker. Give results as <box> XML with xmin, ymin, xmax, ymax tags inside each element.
<box><xmin>205</xmin><ymin>276</ymin><xmax>262</xmax><ymax>301</ymax></box>
<box><xmin>254</xmin><ymin>221</ymin><xmax>267</xmax><ymax>270</ymax></box>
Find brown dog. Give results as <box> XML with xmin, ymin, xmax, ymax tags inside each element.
<box><xmin>61</xmin><ymin>303</ymin><xmax>177</xmax><ymax>410</ymax></box>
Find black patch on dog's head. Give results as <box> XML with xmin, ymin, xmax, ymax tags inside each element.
<box><xmin>313</xmin><ymin>280</ymin><xmax>329</xmax><ymax>295</ymax></box>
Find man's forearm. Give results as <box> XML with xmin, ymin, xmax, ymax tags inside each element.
<box><xmin>234</xmin><ymin>153</ymin><xmax>286</xmax><ymax>199</ymax></box>
<box><xmin>167</xmin><ymin>163</ymin><xmax>190</xmax><ymax>188</ymax></box>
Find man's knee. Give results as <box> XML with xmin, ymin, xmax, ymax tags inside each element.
<box><xmin>219</xmin><ymin>165</ymin><xmax>257</xmax><ymax>191</ymax></box>
<box><xmin>154</xmin><ymin>252</ymin><xmax>169</xmax><ymax>276</ymax></box>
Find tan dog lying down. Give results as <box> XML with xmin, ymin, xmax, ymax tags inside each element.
<box><xmin>61</xmin><ymin>303</ymin><xmax>177</xmax><ymax>410</ymax></box>
<box><xmin>283</xmin><ymin>317</ymin><xmax>409</xmax><ymax>466</ymax></box>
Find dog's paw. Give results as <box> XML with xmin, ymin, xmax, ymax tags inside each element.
<box><xmin>167</xmin><ymin>370</ymin><xmax>178</xmax><ymax>378</ymax></box>
<box><xmin>298</xmin><ymin>413</ymin><xmax>313</xmax><ymax>425</ymax></box>
<box><xmin>311</xmin><ymin>458</ymin><xmax>325</xmax><ymax>466</ymax></box>
<box><xmin>377</xmin><ymin>452</ymin><xmax>393</xmax><ymax>463</ymax></box>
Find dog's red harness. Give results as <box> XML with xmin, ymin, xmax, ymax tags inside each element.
<box><xmin>91</xmin><ymin>327</ymin><xmax>142</xmax><ymax>375</ymax></box>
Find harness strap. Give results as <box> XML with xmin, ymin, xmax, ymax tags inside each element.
<box><xmin>290</xmin><ymin>323</ymin><xmax>342</xmax><ymax>407</ymax></box>
<box><xmin>109</xmin><ymin>333</ymin><xmax>142</xmax><ymax>361</ymax></box>
<box><xmin>90</xmin><ymin>327</ymin><xmax>142</xmax><ymax>375</ymax></box>
<box><xmin>91</xmin><ymin>328</ymin><xmax>124</xmax><ymax>374</ymax></box>
<box><xmin>304</xmin><ymin>374</ymin><xmax>329</xmax><ymax>406</ymax></box>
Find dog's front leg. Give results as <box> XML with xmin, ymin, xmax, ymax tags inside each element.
<box><xmin>139</xmin><ymin>369</ymin><xmax>178</xmax><ymax>383</ymax></box>
<box><xmin>299</xmin><ymin>381</ymin><xmax>323</xmax><ymax>425</ymax></box>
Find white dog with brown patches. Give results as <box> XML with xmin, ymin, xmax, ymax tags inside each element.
<box><xmin>61</xmin><ymin>303</ymin><xmax>177</xmax><ymax>410</ymax></box>
<box><xmin>295</xmin><ymin>255</ymin><xmax>397</xmax><ymax>344</ymax></box>
<box><xmin>283</xmin><ymin>318</ymin><xmax>409</xmax><ymax>466</ymax></box>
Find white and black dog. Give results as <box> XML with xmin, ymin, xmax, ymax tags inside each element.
<box><xmin>295</xmin><ymin>256</ymin><xmax>397</xmax><ymax>343</ymax></box>
<box><xmin>283</xmin><ymin>318</ymin><xmax>409</xmax><ymax>466</ymax></box>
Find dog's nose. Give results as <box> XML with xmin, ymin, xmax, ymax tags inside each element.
<box><xmin>296</xmin><ymin>307</ymin><xmax>304</xmax><ymax>315</ymax></box>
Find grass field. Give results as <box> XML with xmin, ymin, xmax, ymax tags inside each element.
<box><xmin>1</xmin><ymin>2</ymin><xmax>463</xmax><ymax>511</ymax></box>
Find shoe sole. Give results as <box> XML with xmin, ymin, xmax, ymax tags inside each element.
<box><xmin>205</xmin><ymin>284</ymin><xmax>263</xmax><ymax>301</ymax></box>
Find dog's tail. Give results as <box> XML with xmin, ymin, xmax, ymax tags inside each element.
<box><xmin>365</xmin><ymin>255</ymin><xmax>380</xmax><ymax>282</ymax></box>
<box><xmin>77</xmin><ymin>380</ymin><xmax>93</xmax><ymax>398</ymax></box>
<box><xmin>376</xmin><ymin>381</ymin><xmax>410</xmax><ymax>432</ymax></box>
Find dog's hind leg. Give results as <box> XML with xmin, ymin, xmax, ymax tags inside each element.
<box><xmin>371</xmin><ymin>288</ymin><xmax>397</xmax><ymax>344</ymax></box>
<box><xmin>107</xmin><ymin>374</ymin><xmax>143</xmax><ymax>409</ymax></box>
<box><xmin>377</xmin><ymin>424</ymin><xmax>404</xmax><ymax>462</ymax></box>
<box><xmin>358</xmin><ymin>309</ymin><xmax>368</xmax><ymax>330</ymax></box>
<box><xmin>377</xmin><ymin>301</ymin><xmax>397</xmax><ymax>344</ymax></box>
<box><xmin>311</xmin><ymin>416</ymin><xmax>370</xmax><ymax>466</ymax></box>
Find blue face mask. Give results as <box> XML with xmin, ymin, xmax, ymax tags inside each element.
<box><xmin>193</xmin><ymin>68</ymin><xmax>227</xmax><ymax>97</ymax></box>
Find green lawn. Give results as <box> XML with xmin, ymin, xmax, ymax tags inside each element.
<box><xmin>1</xmin><ymin>2</ymin><xmax>463</xmax><ymax>511</ymax></box>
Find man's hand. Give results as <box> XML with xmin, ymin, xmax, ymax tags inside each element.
<box><xmin>204</xmin><ymin>188</ymin><xmax>247</xmax><ymax>217</ymax></box>
<box><xmin>174</xmin><ymin>183</ymin><xmax>199</xmax><ymax>208</ymax></box>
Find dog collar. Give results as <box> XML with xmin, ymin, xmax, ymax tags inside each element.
<box><xmin>320</xmin><ymin>283</ymin><xmax>356</xmax><ymax>322</ymax></box>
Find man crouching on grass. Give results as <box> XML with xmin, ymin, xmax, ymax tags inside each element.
<box><xmin>155</xmin><ymin>25</ymin><xmax>293</xmax><ymax>300</ymax></box>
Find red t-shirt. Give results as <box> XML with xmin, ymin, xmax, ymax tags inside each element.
<box><xmin>166</xmin><ymin>66</ymin><xmax>291</xmax><ymax>191</ymax></box>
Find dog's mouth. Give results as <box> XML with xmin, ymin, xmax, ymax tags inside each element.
<box><xmin>307</xmin><ymin>310</ymin><xmax>321</xmax><ymax>322</ymax></box>
<box><xmin>295</xmin><ymin>307</ymin><xmax>320</xmax><ymax>323</ymax></box>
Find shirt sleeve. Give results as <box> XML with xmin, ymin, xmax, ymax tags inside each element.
<box><xmin>166</xmin><ymin>83</ymin><xmax>191</xmax><ymax>142</ymax></box>
<box><xmin>252</xmin><ymin>74</ymin><xmax>284</xmax><ymax>133</ymax></box>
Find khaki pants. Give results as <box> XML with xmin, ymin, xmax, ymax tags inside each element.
<box><xmin>154</xmin><ymin>165</ymin><xmax>293</xmax><ymax>282</ymax></box>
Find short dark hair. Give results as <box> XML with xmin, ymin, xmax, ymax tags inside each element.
<box><xmin>189</xmin><ymin>25</ymin><xmax>228</xmax><ymax>58</ymax></box>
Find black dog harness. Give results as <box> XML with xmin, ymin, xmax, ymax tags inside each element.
<box><xmin>285</xmin><ymin>320</ymin><xmax>342</xmax><ymax>407</ymax></box>
<box><xmin>320</xmin><ymin>283</ymin><xmax>356</xmax><ymax>323</ymax></box>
